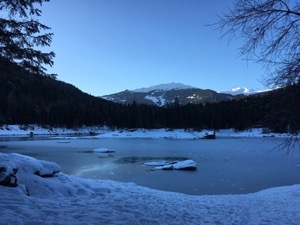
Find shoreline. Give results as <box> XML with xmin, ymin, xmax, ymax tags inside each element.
<box><xmin>0</xmin><ymin>124</ymin><xmax>292</xmax><ymax>139</ymax></box>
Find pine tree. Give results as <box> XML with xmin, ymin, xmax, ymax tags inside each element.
<box><xmin>0</xmin><ymin>0</ymin><xmax>55</xmax><ymax>77</ymax></box>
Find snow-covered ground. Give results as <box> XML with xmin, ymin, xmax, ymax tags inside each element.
<box><xmin>1</xmin><ymin>152</ymin><xmax>299</xmax><ymax>225</ymax></box>
<box><xmin>0</xmin><ymin>124</ymin><xmax>292</xmax><ymax>139</ymax></box>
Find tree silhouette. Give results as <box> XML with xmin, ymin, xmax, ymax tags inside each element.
<box><xmin>0</xmin><ymin>0</ymin><xmax>55</xmax><ymax>77</ymax></box>
<box><xmin>218</xmin><ymin>0</ymin><xmax>300</xmax><ymax>150</ymax></box>
<box><xmin>219</xmin><ymin>0</ymin><xmax>300</xmax><ymax>87</ymax></box>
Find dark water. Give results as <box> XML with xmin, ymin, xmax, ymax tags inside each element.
<box><xmin>1</xmin><ymin>137</ymin><xmax>299</xmax><ymax>195</ymax></box>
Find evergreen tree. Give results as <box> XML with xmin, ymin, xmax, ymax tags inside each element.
<box><xmin>0</xmin><ymin>0</ymin><xmax>55</xmax><ymax>76</ymax></box>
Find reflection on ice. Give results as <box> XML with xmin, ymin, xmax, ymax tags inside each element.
<box><xmin>75</xmin><ymin>162</ymin><xmax>118</xmax><ymax>177</ymax></box>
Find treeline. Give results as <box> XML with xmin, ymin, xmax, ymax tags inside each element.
<box><xmin>116</xmin><ymin>86</ymin><xmax>299</xmax><ymax>134</ymax></box>
<box><xmin>0</xmin><ymin>59</ymin><xmax>299</xmax><ymax>133</ymax></box>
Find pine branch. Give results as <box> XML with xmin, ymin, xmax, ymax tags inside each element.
<box><xmin>0</xmin><ymin>0</ymin><xmax>55</xmax><ymax>76</ymax></box>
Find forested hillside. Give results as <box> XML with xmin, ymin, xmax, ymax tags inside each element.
<box><xmin>0</xmin><ymin>59</ymin><xmax>299</xmax><ymax>133</ymax></box>
<box><xmin>0</xmin><ymin>59</ymin><xmax>119</xmax><ymax>127</ymax></box>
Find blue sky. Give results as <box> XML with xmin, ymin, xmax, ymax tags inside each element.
<box><xmin>40</xmin><ymin>0</ymin><xmax>266</xmax><ymax>96</ymax></box>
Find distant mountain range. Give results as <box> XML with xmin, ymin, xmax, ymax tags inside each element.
<box><xmin>102</xmin><ymin>83</ymin><xmax>268</xmax><ymax>106</ymax></box>
<box><xmin>220</xmin><ymin>87</ymin><xmax>269</xmax><ymax>96</ymax></box>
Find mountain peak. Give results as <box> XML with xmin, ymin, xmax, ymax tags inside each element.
<box><xmin>220</xmin><ymin>87</ymin><xmax>258</xmax><ymax>95</ymax></box>
<box><xmin>132</xmin><ymin>83</ymin><xmax>195</xmax><ymax>93</ymax></box>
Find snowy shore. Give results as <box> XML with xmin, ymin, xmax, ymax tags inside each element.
<box><xmin>0</xmin><ymin>124</ymin><xmax>291</xmax><ymax>139</ymax></box>
<box><xmin>1</xmin><ymin>152</ymin><xmax>300</xmax><ymax>225</ymax></box>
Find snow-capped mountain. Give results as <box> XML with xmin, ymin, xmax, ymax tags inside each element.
<box><xmin>102</xmin><ymin>83</ymin><xmax>233</xmax><ymax>106</ymax></box>
<box><xmin>133</xmin><ymin>83</ymin><xmax>195</xmax><ymax>93</ymax></box>
<box><xmin>220</xmin><ymin>87</ymin><xmax>268</xmax><ymax>96</ymax></box>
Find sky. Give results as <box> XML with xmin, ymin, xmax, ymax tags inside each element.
<box><xmin>39</xmin><ymin>0</ymin><xmax>266</xmax><ymax>96</ymax></box>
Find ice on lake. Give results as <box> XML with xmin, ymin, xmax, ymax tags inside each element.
<box><xmin>1</xmin><ymin>136</ymin><xmax>299</xmax><ymax>195</ymax></box>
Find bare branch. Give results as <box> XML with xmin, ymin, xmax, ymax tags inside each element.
<box><xmin>218</xmin><ymin>0</ymin><xmax>300</xmax><ymax>87</ymax></box>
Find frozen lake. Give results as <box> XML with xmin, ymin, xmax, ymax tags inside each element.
<box><xmin>1</xmin><ymin>137</ymin><xmax>299</xmax><ymax>195</ymax></box>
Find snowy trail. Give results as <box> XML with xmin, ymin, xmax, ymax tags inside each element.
<box><xmin>1</xmin><ymin>153</ymin><xmax>299</xmax><ymax>225</ymax></box>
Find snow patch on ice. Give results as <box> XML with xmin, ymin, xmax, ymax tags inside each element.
<box><xmin>144</xmin><ymin>160</ymin><xmax>197</xmax><ymax>170</ymax></box>
<box><xmin>93</xmin><ymin>148</ymin><xmax>115</xmax><ymax>153</ymax></box>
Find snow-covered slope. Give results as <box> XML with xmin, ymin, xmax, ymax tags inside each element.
<box><xmin>1</xmin><ymin>152</ymin><xmax>299</xmax><ymax>224</ymax></box>
<box><xmin>133</xmin><ymin>83</ymin><xmax>195</xmax><ymax>93</ymax></box>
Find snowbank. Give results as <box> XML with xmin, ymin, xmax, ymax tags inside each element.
<box><xmin>0</xmin><ymin>153</ymin><xmax>299</xmax><ymax>224</ymax></box>
<box><xmin>0</xmin><ymin>124</ymin><xmax>101</xmax><ymax>136</ymax></box>
<box><xmin>0</xmin><ymin>124</ymin><xmax>293</xmax><ymax>139</ymax></box>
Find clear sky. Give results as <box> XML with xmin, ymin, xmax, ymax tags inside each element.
<box><xmin>40</xmin><ymin>0</ymin><xmax>266</xmax><ymax>96</ymax></box>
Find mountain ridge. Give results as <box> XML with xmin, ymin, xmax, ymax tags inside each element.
<box><xmin>102</xmin><ymin>83</ymin><xmax>235</xmax><ymax>106</ymax></box>
<box><xmin>220</xmin><ymin>87</ymin><xmax>269</xmax><ymax>95</ymax></box>
<box><xmin>132</xmin><ymin>83</ymin><xmax>195</xmax><ymax>93</ymax></box>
